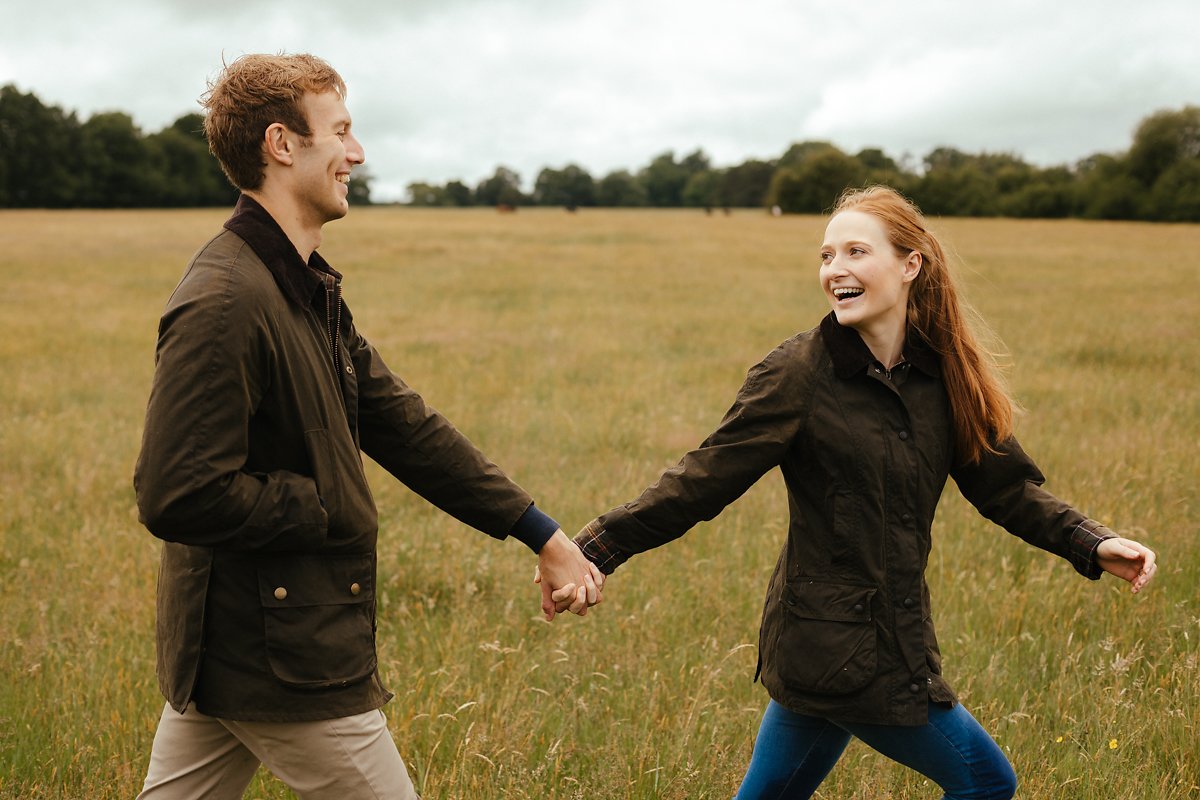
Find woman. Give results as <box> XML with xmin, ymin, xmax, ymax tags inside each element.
<box><xmin>565</xmin><ymin>186</ymin><xmax>1157</xmax><ymax>799</ymax></box>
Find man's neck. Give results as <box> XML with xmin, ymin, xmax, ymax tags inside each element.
<box><xmin>243</xmin><ymin>188</ymin><xmax>322</xmax><ymax>263</ymax></box>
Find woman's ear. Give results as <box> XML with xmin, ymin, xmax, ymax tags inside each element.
<box><xmin>902</xmin><ymin>250</ymin><xmax>923</xmax><ymax>283</ymax></box>
<box><xmin>263</xmin><ymin>122</ymin><xmax>294</xmax><ymax>166</ymax></box>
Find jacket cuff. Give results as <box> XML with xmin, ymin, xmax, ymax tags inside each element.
<box><xmin>509</xmin><ymin>503</ymin><xmax>559</xmax><ymax>553</ymax></box>
<box><xmin>573</xmin><ymin>519</ymin><xmax>627</xmax><ymax>575</ymax></box>
<box><xmin>1069</xmin><ymin>519</ymin><xmax>1115</xmax><ymax>579</ymax></box>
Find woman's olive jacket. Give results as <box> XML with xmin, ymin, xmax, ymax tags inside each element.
<box><xmin>135</xmin><ymin>198</ymin><xmax>536</xmax><ymax>722</ymax></box>
<box><xmin>576</xmin><ymin>314</ymin><xmax>1113</xmax><ymax>726</ymax></box>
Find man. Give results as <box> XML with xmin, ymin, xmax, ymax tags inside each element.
<box><xmin>134</xmin><ymin>53</ymin><xmax>600</xmax><ymax>799</ymax></box>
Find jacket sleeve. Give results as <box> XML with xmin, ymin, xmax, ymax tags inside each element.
<box><xmin>950</xmin><ymin>435</ymin><xmax>1114</xmax><ymax>578</ymax></box>
<box><xmin>577</xmin><ymin>344</ymin><xmax>814</xmax><ymax>573</ymax></box>
<box><xmin>345</xmin><ymin>322</ymin><xmax>535</xmax><ymax>541</ymax></box>
<box><xmin>134</xmin><ymin>261</ymin><xmax>327</xmax><ymax>551</ymax></box>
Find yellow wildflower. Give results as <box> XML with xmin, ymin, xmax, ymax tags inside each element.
<box><xmin>1108</xmin><ymin>739</ymin><xmax>1118</xmax><ymax>750</ymax></box>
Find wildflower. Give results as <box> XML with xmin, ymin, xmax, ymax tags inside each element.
<box><xmin>1108</xmin><ymin>739</ymin><xmax>1118</xmax><ymax>750</ymax></box>
<box><xmin>1055</xmin><ymin>736</ymin><xmax>1064</xmax><ymax>743</ymax></box>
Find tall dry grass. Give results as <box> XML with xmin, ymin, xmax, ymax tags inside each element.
<box><xmin>0</xmin><ymin>207</ymin><xmax>1196</xmax><ymax>798</ymax></box>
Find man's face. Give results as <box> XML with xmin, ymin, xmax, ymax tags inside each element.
<box><xmin>291</xmin><ymin>91</ymin><xmax>365</xmax><ymax>226</ymax></box>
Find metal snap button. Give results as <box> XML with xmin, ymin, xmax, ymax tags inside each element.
<box><xmin>274</xmin><ymin>587</ymin><xmax>288</xmax><ymax>601</ymax></box>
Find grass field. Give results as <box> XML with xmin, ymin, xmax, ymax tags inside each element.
<box><xmin>0</xmin><ymin>206</ymin><xmax>1197</xmax><ymax>799</ymax></box>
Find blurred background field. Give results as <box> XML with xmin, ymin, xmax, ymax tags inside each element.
<box><xmin>0</xmin><ymin>207</ymin><xmax>1196</xmax><ymax>798</ymax></box>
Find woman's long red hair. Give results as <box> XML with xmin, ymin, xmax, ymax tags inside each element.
<box><xmin>833</xmin><ymin>186</ymin><xmax>1014</xmax><ymax>464</ymax></box>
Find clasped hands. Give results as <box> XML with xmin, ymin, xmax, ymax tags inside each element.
<box><xmin>534</xmin><ymin>529</ymin><xmax>605</xmax><ymax>621</ymax></box>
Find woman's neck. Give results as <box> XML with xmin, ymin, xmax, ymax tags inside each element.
<box><xmin>854</xmin><ymin>315</ymin><xmax>907</xmax><ymax>370</ymax></box>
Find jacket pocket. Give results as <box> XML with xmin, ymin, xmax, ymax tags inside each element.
<box><xmin>775</xmin><ymin>579</ymin><xmax>877</xmax><ymax>695</ymax></box>
<box><xmin>256</xmin><ymin>554</ymin><xmax>376</xmax><ymax>689</ymax></box>
<box><xmin>304</xmin><ymin>427</ymin><xmax>377</xmax><ymax>548</ymax></box>
<box><xmin>304</xmin><ymin>428</ymin><xmax>342</xmax><ymax>521</ymax></box>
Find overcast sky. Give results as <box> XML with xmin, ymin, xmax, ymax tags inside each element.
<box><xmin>3</xmin><ymin>0</ymin><xmax>1197</xmax><ymax>202</ymax></box>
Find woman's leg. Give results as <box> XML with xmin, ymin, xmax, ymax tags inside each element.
<box><xmin>837</xmin><ymin>703</ymin><xmax>1017</xmax><ymax>800</ymax></box>
<box><xmin>734</xmin><ymin>700</ymin><xmax>853</xmax><ymax>800</ymax></box>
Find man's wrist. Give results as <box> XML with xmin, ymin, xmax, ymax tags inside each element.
<box><xmin>510</xmin><ymin>503</ymin><xmax>559</xmax><ymax>553</ymax></box>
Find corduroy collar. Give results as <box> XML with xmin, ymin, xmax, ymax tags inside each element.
<box><xmin>223</xmin><ymin>194</ymin><xmax>341</xmax><ymax>308</ymax></box>
<box><xmin>820</xmin><ymin>312</ymin><xmax>940</xmax><ymax>380</ymax></box>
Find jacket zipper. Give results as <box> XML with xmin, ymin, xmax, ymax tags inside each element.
<box><xmin>324</xmin><ymin>275</ymin><xmax>343</xmax><ymax>380</ymax></box>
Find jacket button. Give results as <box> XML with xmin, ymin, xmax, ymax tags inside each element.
<box><xmin>350</xmin><ymin>582</ymin><xmax>361</xmax><ymax>596</ymax></box>
<box><xmin>273</xmin><ymin>587</ymin><xmax>288</xmax><ymax>601</ymax></box>
<box><xmin>345</xmin><ymin>364</ymin><xmax>354</xmax><ymax>374</ymax></box>
<box><xmin>903</xmin><ymin>597</ymin><xmax>914</xmax><ymax>608</ymax></box>
<box><xmin>852</xmin><ymin>603</ymin><xmax>864</xmax><ymax>614</ymax></box>
<box><xmin>898</xmin><ymin>430</ymin><xmax>909</xmax><ymax>441</ymax></box>
<box><xmin>909</xmin><ymin>682</ymin><xmax>920</xmax><ymax>693</ymax></box>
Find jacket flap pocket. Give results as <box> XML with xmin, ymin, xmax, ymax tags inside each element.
<box><xmin>782</xmin><ymin>579</ymin><xmax>875</xmax><ymax>623</ymax></box>
<box><xmin>257</xmin><ymin>554</ymin><xmax>373</xmax><ymax>609</ymax></box>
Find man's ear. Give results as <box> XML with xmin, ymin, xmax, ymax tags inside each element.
<box><xmin>263</xmin><ymin>122</ymin><xmax>294</xmax><ymax>166</ymax></box>
<box><xmin>902</xmin><ymin>250</ymin><xmax>923</xmax><ymax>283</ymax></box>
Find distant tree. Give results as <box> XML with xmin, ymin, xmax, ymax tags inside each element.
<box><xmin>681</xmin><ymin>169</ymin><xmax>722</xmax><ymax>208</ymax></box>
<box><xmin>475</xmin><ymin>166</ymin><xmax>525</xmax><ymax>207</ymax></box>
<box><xmin>407</xmin><ymin>182</ymin><xmax>448</xmax><ymax>206</ymax></box>
<box><xmin>1076</xmin><ymin>154</ymin><xmax>1143</xmax><ymax>220</ymax></box>
<box><xmin>1127</xmin><ymin>106</ymin><xmax>1200</xmax><ymax>188</ymax></box>
<box><xmin>146</xmin><ymin>113</ymin><xmax>236</xmax><ymax>207</ymax></box>
<box><xmin>679</xmin><ymin>149</ymin><xmax>712</xmax><ymax>175</ymax></box>
<box><xmin>444</xmin><ymin>180</ymin><xmax>473</xmax><ymax>207</ymax></box>
<box><xmin>913</xmin><ymin>166</ymin><xmax>998</xmax><ymax>217</ymax></box>
<box><xmin>1148</xmin><ymin>157</ymin><xmax>1200</xmax><ymax>221</ymax></box>
<box><xmin>638</xmin><ymin>151</ymin><xmax>689</xmax><ymax>207</ymax></box>
<box><xmin>721</xmin><ymin>159</ymin><xmax>775</xmax><ymax>207</ymax></box>
<box><xmin>999</xmin><ymin>166</ymin><xmax>1076</xmax><ymax>219</ymax></box>
<box><xmin>777</xmin><ymin>140</ymin><xmax>840</xmax><ymax>169</ymax></box>
<box><xmin>911</xmin><ymin>149</ymin><xmax>1039</xmax><ymax>217</ymax></box>
<box><xmin>854</xmin><ymin>147</ymin><xmax>898</xmax><ymax>173</ymax></box>
<box><xmin>596</xmin><ymin>169</ymin><xmax>647</xmax><ymax>206</ymax></box>
<box><xmin>922</xmin><ymin>146</ymin><xmax>974</xmax><ymax>173</ymax></box>
<box><xmin>0</xmin><ymin>84</ymin><xmax>83</xmax><ymax>207</ymax></box>
<box><xmin>79</xmin><ymin>112</ymin><xmax>156</xmax><ymax>207</ymax></box>
<box><xmin>769</xmin><ymin>147</ymin><xmax>865</xmax><ymax>214</ymax></box>
<box><xmin>533</xmin><ymin>164</ymin><xmax>595</xmax><ymax>208</ymax></box>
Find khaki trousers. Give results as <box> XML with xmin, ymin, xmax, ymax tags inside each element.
<box><xmin>137</xmin><ymin>703</ymin><xmax>418</xmax><ymax>800</ymax></box>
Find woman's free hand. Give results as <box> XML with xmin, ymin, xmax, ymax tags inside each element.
<box><xmin>1096</xmin><ymin>537</ymin><xmax>1158</xmax><ymax>594</ymax></box>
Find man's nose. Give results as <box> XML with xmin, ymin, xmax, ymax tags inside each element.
<box><xmin>347</xmin><ymin>133</ymin><xmax>365</xmax><ymax>165</ymax></box>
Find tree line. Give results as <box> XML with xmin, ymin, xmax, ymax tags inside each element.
<box><xmin>1</xmin><ymin>83</ymin><xmax>1195</xmax><ymax>220</ymax></box>
<box><xmin>410</xmin><ymin>106</ymin><xmax>1200</xmax><ymax>221</ymax></box>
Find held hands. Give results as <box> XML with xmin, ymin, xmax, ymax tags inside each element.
<box><xmin>534</xmin><ymin>529</ymin><xmax>605</xmax><ymax>621</ymax></box>
<box><xmin>1096</xmin><ymin>537</ymin><xmax>1158</xmax><ymax>594</ymax></box>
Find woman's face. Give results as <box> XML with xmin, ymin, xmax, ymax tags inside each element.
<box><xmin>819</xmin><ymin>210</ymin><xmax>921</xmax><ymax>337</ymax></box>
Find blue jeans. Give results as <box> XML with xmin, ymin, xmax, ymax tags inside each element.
<box><xmin>734</xmin><ymin>700</ymin><xmax>1017</xmax><ymax>800</ymax></box>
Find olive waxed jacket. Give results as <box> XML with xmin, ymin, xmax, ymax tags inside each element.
<box><xmin>135</xmin><ymin>196</ymin><xmax>550</xmax><ymax>722</ymax></box>
<box><xmin>575</xmin><ymin>314</ymin><xmax>1114</xmax><ymax>726</ymax></box>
